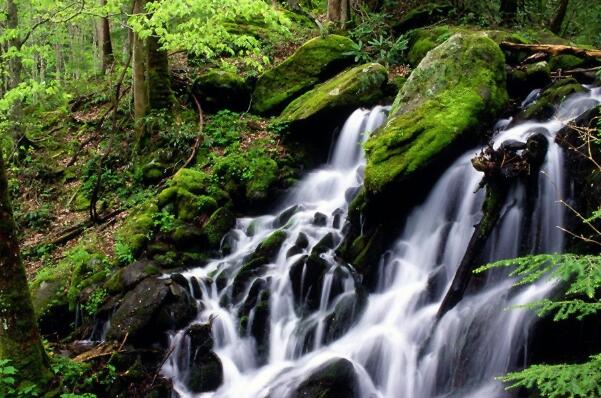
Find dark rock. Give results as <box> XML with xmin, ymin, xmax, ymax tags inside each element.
<box><xmin>186</xmin><ymin>323</ymin><xmax>214</xmax><ymax>356</ymax></box>
<box><xmin>190</xmin><ymin>277</ymin><xmax>202</xmax><ymax>299</ymax></box>
<box><xmin>171</xmin><ymin>273</ymin><xmax>189</xmax><ymax>290</ymax></box>
<box><xmin>312</xmin><ymin>232</ymin><xmax>337</xmax><ymax>256</ymax></box>
<box><xmin>186</xmin><ymin>351</ymin><xmax>223</xmax><ymax>393</ymax></box>
<box><xmin>332</xmin><ymin>208</ymin><xmax>344</xmax><ymax>229</ymax></box>
<box><xmin>106</xmin><ymin>278</ymin><xmax>196</xmax><ymax>345</ymax></box>
<box><xmin>289</xmin><ymin>254</ymin><xmax>329</xmax><ymax>312</ymax></box>
<box><xmin>292</xmin><ymin>358</ymin><xmax>360</xmax><ymax>398</ymax></box>
<box><xmin>232</xmin><ymin>258</ymin><xmax>269</xmax><ymax>302</ymax></box>
<box><xmin>250</xmin><ymin>230</ymin><xmax>287</xmax><ymax>263</ymax></box>
<box><xmin>313</xmin><ymin>212</ymin><xmax>328</xmax><ymax>226</ymax></box>
<box><xmin>273</xmin><ymin>205</ymin><xmax>300</xmax><ymax>228</ymax></box>
<box><xmin>295</xmin><ymin>232</ymin><xmax>310</xmax><ymax>249</ymax></box>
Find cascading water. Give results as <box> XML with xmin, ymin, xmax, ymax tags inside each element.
<box><xmin>163</xmin><ymin>88</ymin><xmax>601</xmax><ymax>398</ymax></box>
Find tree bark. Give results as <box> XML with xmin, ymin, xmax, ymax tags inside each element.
<box><xmin>549</xmin><ymin>0</ymin><xmax>569</xmax><ymax>34</ymax></box>
<box><xmin>132</xmin><ymin>0</ymin><xmax>148</xmax><ymax>127</ymax></box>
<box><xmin>146</xmin><ymin>34</ymin><xmax>172</xmax><ymax>111</ymax></box>
<box><xmin>327</xmin><ymin>0</ymin><xmax>351</xmax><ymax>26</ymax></box>
<box><xmin>6</xmin><ymin>0</ymin><xmax>22</xmax><ymax>90</ymax></box>
<box><xmin>98</xmin><ymin>0</ymin><xmax>114</xmax><ymax>74</ymax></box>
<box><xmin>500</xmin><ymin>0</ymin><xmax>518</xmax><ymax>24</ymax></box>
<box><xmin>0</xmin><ymin>148</ymin><xmax>50</xmax><ymax>386</ymax></box>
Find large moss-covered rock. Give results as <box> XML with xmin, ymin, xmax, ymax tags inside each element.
<box><xmin>364</xmin><ymin>33</ymin><xmax>508</xmax><ymax>195</ymax></box>
<box><xmin>193</xmin><ymin>69</ymin><xmax>251</xmax><ymax>113</ymax></box>
<box><xmin>251</xmin><ymin>35</ymin><xmax>356</xmax><ymax>115</ymax></box>
<box><xmin>281</xmin><ymin>63</ymin><xmax>388</xmax><ymax>123</ymax></box>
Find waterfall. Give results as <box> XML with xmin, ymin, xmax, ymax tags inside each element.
<box><xmin>163</xmin><ymin>88</ymin><xmax>601</xmax><ymax>398</ymax></box>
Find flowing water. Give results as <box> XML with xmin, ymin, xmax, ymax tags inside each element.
<box><xmin>163</xmin><ymin>88</ymin><xmax>601</xmax><ymax>398</ymax></box>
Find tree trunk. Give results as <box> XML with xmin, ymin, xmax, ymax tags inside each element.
<box><xmin>500</xmin><ymin>0</ymin><xmax>518</xmax><ymax>24</ymax></box>
<box><xmin>98</xmin><ymin>0</ymin><xmax>114</xmax><ymax>74</ymax></box>
<box><xmin>6</xmin><ymin>0</ymin><xmax>22</xmax><ymax>90</ymax></box>
<box><xmin>146</xmin><ymin>35</ymin><xmax>172</xmax><ymax>111</ymax></box>
<box><xmin>132</xmin><ymin>0</ymin><xmax>148</xmax><ymax>127</ymax></box>
<box><xmin>550</xmin><ymin>0</ymin><xmax>569</xmax><ymax>34</ymax></box>
<box><xmin>327</xmin><ymin>0</ymin><xmax>351</xmax><ymax>26</ymax></box>
<box><xmin>0</xmin><ymin>148</ymin><xmax>51</xmax><ymax>386</ymax></box>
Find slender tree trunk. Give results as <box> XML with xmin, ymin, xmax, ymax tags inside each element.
<box><xmin>98</xmin><ymin>0</ymin><xmax>114</xmax><ymax>74</ymax></box>
<box><xmin>132</xmin><ymin>0</ymin><xmax>148</xmax><ymax>127</ymax></box>
<box><xmin>550</xmin><ymin>0</ymin><xmax>569</xmax><ymax>34</ymax></box>
<box><xmin>500</xmin><ymin>0</ymin><xmax>518</xmax><ymax>24</ymax></box>
<box><xmin>0</xmin><ymin>148</ymin><xmax>51</xmax><ymax>386</ymax></box>
<box><xmin>327</xmin><ymin>0</ymin><xmax>351</xmax><ymax>26</ymax></box>
<box><xmin>146</xmin><ymin>35</ymin><xmax>172</xmax><ymax>111</ymax></box>
<box><xmin>6</xmin><ymin>0</ymin><xmax>22</xmax><ymax>90</ymax></box>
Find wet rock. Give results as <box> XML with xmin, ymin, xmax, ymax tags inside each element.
<box><xmin>295</xmin><ymin>232</ymin><xmax>310</xmax><ymax>249</ymax></box>
<box><xmin>273</xmin><ymin>205</ymin><xmax>300</xmax><ymax>228</ymax></box>
<box><xmin>286</xmin><ymin>245</ymin><xmax>304</xmax><ymax>258</ymax></box>
<box><xmin>292</xmin><ymin>358</ymin><xmax>360</xmax><ymax>398</ymax></box>
<box><xmin>190</xmin><ymin>276</ymin><xmax>202</xmax><ymax>299</ymax></box>
<box><xmin>519</xmin><ymin>78</ymin><xmax>587</xmax><ymax>121</ymax></box>
<box><xmin>313</xmin><ymin>212</ymin><xmax>328</xmax><ymax>226</ymax></box>
<box><xmin>232</xmin><ymin>258</ymin><xmax>269</xmax><ymax>302</ymax></box>
<box><xmin>182</xmin><ymin>322</ymin><xmax>223</xmax><ymax>393</ymax></box>
<box><xmin>106</xmin><ymin>278</ymin><xmax>196</xmax><ymax>345</ymax></box>
<box><xmin>332</xmin><ymin>208</ymin><xmax>344</xmax><ymax>229</ymax></box>
<box><xmin>171</xmin><ymin>273</ymin><xmax>189</xmax><ymax>290</ymax></box>
<box><xmin>311</xmin><ymin>232</ymin><xmax>337</xmax><ymax>256</ymax></box>
<box><xmin>250</xmin><ymin>230</ymin><xmax>287</xmax><ymax>263</ymax></box>
<box><xmin>325</xmin><ymin>293</ymin><xmax>365</xmax><ymax>343</ymax></box>
<box><xmin>289</xmin><ymin>254</ymin><xmax>329</xmax><ymax>312</ymax></box>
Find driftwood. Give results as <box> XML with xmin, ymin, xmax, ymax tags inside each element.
<box><xmin>500</xmin><ymin>41</ymin><xmax>601</xmax><ymax>59</ymax></box>
<box><xmin>180</xmin><ymin>94</ymin><xmax>205</xmax><ymax>170</ymax></box>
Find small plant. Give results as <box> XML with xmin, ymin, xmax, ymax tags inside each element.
<box><xmin>153</xmin><ymin>209</ymin><xmax>177</xmax><ymax>233</ymax></box>
<box><xmin>82</xmin><ymin>289</ymin><xmax>108</xmax><ymax>317</ymax></box>
<box><xmin>0</xmin><ymin>359</ymin><xmax>40</xmax><ymax>398</ymax></box>
<box><xmin>114</xmin><ymin>240</ymin><xmax>135</xmax><ymax>265</ymax></box>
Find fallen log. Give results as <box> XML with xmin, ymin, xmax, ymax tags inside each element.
<box><xmin>500</xmin><ymin>42</ymin><xmax>601</xmax><ymax>59</ymax></box>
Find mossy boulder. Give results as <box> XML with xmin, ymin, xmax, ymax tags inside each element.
<box><xmin>549</xmin><ymin>54</ymin><xmax>586</xmax><ymax>71</ymax></box>
<box><xmin>280</xmin><ymin>63</ymin><xmax>388</xmax><ymax>124</ymax></box>
<box><xmin>393</xmin><ymin>3</ymin><xmax>453</xmax><ymax>33</ymax></box>
<box><xmin>251</xmin><ymin>35</ymin><xmax>356</xmax><ymax>115</ymax></box>
<box><xmin>203</xmin><ymin>207</ymin><xmax>236</xmax><ymax>248</ymax></box>
<box><xmin>291</xmin><ymin>358</ymin><xmax>360</xmax><ymax>398</ymax></box>
<box><xmin>192</xmin><ymin>69</ymin><xmax>251</xmax><ymax>112</ymax></box>
<box><xmin>404</xmin><ymin>26</ymin><xmax>460</xmax><ymax>66</ymax></box>
<box><xmin>519</xmin><ymin>78</ymin><xmax>586</xmax><ymax>121</ymax></box>
<box><xmin>364</xmin><ymin>33</ymin><xmax>508</xmax><ymax>196</ymax></box>
<box><xmin>117</xmin><ymin>203</ymin><xmax>158</xmax><ymax>256</ymax></box>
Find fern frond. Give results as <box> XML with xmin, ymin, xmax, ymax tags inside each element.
<box><xmin>502</xmin><ymin>354</ymin><xmax>601</xmax><ymax>398</ymax></box>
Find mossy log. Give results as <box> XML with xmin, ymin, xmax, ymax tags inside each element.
<box><xmin>500</xmin><ymin>42</ymin><xmax>601</xmax><ymax>59</ymax></box>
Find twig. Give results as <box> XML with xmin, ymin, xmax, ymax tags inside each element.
<box><xmin>180</xmin><ymin>94</ymin><xmax>205</xmax><ymax>170</ymax></box>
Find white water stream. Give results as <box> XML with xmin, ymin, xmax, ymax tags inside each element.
<box><xmin>163</xmin><ymin>88</ymin><xmax>601</xmax><ymax>398</ymax></box>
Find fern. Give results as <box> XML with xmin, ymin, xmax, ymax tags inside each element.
<box><xmin>501</xmin><ymin>354</ymin><xmax>601</xmax><ymax>398</ymax></box>
<box><xmin>477</xmin><ymin>254</ymin><xmax>601</xmax><ymax>397</ymax></box>
<box><xmin>476</xmin><ymin>254</ymin><xmax>601</xmax><ymax>320</ymax></box>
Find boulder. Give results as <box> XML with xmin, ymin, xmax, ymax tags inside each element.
<box><xmin>183</xmin><ymin>323</ymin><xmax>224</xmax><ymax>393</ymax></box>
<box><xmin>192</xmin><ymin>68</ymin><xmax>251</xmax><ymax>112</ymax></box>
<box><xmin>364</xmin><ymin>33</ymin><xmax>508</xmax><ymax>196</ymax></box>
<box><xmin>106</xmin><ymin>278</ymin><xmax>196</xmax><ymax>345</ymax></box>
<box><xmin>340</xmin><ymin>33</ymin><xmax>508</xmax><ymax>284</ymax></box>
<box><xmin>519</xmin><ymin>78</ymin><xmax>586</xmax><ymax>121</ymax></box>
<box><xmin>291</xmin><ymin>358</ymin><xmax>360</xmax><ymax>398</ymax></box>
<box><xmin>252</xmin><ymin>35</ymin><xmax>356</xmax><ymax>115</ymax></box>
<box><xmin>280</xmin><ymin>63</ymin><xmax>388</xmax><ymax>125</ymax></box>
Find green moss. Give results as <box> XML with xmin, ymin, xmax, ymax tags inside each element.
<box><xmin>549</xmin><ymin>55</ymin><xmax>586</xmax><ymax>71</ymax></box>
<box><xmin>251</xmin><ymin>230</ymin><xmax>287</xmax><ymax>261</ymax></box>
<box><xmin>170</xmin><ymin>168</ymin><xmax>211</xmax><ymax>195</ymax></box>
<box><xmin>280</xmin><ymin>63</ymin><xmax>388</xmax><ymax>122</ymax></box>
<box><xmin>521</xmin><ymin>78</ymin><xmax>586</xmax><ymax>120</ymax></box>
<box><xmin>193</xmin><ymin>69</ymin><xmax>251</xmax><ymax>112</ymax></box>
<box><xmin>116</xmin><ymin>202</ymin><xmax>158</xmax><ymax>255</ymax></box>
<box><xmin>251</xmin><ymin>35</ymin><xmax>356</xmax><ymax>115</ymax></box>
<box><xmin>365</xmin><ymin>33</ymin><xmax>508</xmax><ymax>195</ymax></box>
<box><xmin>405</xmin><ymin>26</ymin><xmax>461</xmax><ymax>66</ymax></box>
<box><xmin>203</xmin><ymin>207</ymin><xmax>236</xmax><ymax>248</ymax></box>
